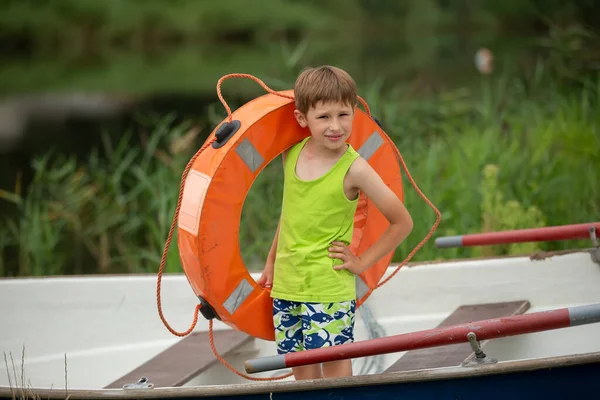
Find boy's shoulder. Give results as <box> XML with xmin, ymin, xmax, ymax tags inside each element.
<box><xmin>347</xmin><ymin>154</ymin><xmax>370</xmax><ymax>175</ymax></box>
<box><xmin>346</xmin><ymin>155</ymin><xmax>376</xmax><ymax>188</ymax></box>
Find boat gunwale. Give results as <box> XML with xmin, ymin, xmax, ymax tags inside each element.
<box><xmin>0</xmin><ymin>247</ymin><xmax>596</xmax><ymax>282</ymax></box>
<box><xmin>2</xmin><ymin>352</ymin><xmax>599</xmax><ymax>399</ymax></box>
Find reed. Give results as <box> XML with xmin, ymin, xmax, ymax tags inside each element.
<box><xmin>2</xmin><ymin>346</ymin><xmax>44</xmax><ymax>400</ymax></box>
<box><xmin>0</xmin><ymin>66</ymin><xmax>598</xmax><ymax>276</ymax></box>
<box><xmin>377</xmin><ymin>72</ymin><xmax>599</xmax><ymax>262</ymax></box>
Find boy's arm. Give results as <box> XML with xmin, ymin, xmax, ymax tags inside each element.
<box><xmin>257</xmin><ymin>151</ymin><xmax>288</xmax><ymax>288</ymax></box>
<box><xmin>266</xmin><ymin>150</ymin><xmax>288</xmax><ymax>265</ymax></box>
<box><xmin>257</xmin><ymin>219</ymin><xmax>279</xmax><ymax>288</ymax></box>
<box><xmin>265</xmin><ymin>219</ymin><xmax>281</xmax><ymax>266</ymax></box>
<box><xmin>330</xmin><ymin>157</ymin><xmax>413</xmax><ymax>275</ymax></box>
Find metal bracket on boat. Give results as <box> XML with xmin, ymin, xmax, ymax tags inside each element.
<box><xmin>461</xmin><ymin>332</ymin><xmax>498</xmax><ymax>367</ymax></box>
<box><xmin>590</xmin><ymin>226</ymin><xmax>600</xmax><ymax>264</ymax></box>
<box><xmin>122</xmin><ymin>376</ymin><xmax>154</xmax><ymax>389</ymax></box>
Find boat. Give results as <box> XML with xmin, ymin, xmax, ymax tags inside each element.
<box><xmin>1</xmin><ymin>223</ymin><xmax>599</xmax><ymax>399</ymax></box>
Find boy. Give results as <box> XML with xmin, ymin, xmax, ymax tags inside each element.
<box><xmin>256</xmin><ymin>65</ymin><xmax>413</xmax><ymax>380</ymax></box>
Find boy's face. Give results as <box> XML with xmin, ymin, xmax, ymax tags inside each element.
<box><xmin>294</xmin><ymin>100</ymin><xmax>355</xmax><ymax>151</ymax></box>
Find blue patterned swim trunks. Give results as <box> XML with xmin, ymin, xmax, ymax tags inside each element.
<box><xmin>272</xmin><ymin>298</ymin><xmax>356</xmax><ymax>354</ymax></box>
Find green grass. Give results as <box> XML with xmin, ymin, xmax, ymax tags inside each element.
<box><xmin>384</xmin><ymin>72</ymin><xmax>599</xmax><ymax>261</ymax></box>
<box><xmin>1</xmin><ymin>63</ymin><xmax>598</xmax><ymax>276</ymax></box>
<box><xmin>0</xmin><ymin>114</ymin><xmax>196</xmax><ymax>276</ymax></box>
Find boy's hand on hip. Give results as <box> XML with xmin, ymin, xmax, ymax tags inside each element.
<box><xmin>329</xmin><ymin>241</ymin><xmax>364</xmax><ymax>275</ymax></box>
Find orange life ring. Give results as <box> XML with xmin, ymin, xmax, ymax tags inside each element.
<box><xmin>177</xmin><ymin>75</ymin><xmax>405</xmax><ymax>341</ymax></box>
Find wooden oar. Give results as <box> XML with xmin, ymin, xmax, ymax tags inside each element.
<box><xmin>244</xmin><ymin>303</ymin><xmax>600</xmax><ymax>373</ymax></box>
<box><xmin>435</xmin><ymin>222</ymin><xmax>600</xmax><ymax>248</ymax></box>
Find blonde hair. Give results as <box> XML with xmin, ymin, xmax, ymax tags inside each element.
<box><xmin>293</xmin><ymin>65</ymin><xmax>357</xmax><ymax>114</ymax></box>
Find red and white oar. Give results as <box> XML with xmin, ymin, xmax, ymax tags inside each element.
<box><xmin>435</xmin><ymin>222</ymin><xmax>600</xmax><ymax>248</ymax></box>
<box><xmin>244</xmin><ymin>303</ymin><xmax>600</xmax><ymax>373</ymax></box>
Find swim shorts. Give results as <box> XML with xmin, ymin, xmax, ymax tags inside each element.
<box><xmin>272</xmin><ymin>298</ymin><xmax>356</xmax><ymax>354</ymax></box>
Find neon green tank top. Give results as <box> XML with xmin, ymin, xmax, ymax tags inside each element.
<box><xmin>270</xmin><ymin>137</ymin><xmax>359</xmax><ymax>303</ymax></box>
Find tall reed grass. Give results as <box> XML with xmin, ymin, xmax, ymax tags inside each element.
<box><xmin>1</xmin><ymin>67</ymin><xmax>598</xmax><ymax>276</ymax></box>
<box><xmin>375</xmin><ymin>70</ymin><xmax>599</xmax><ymax>262</ymax></box>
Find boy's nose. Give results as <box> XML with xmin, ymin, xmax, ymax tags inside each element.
<box><xmin>330</xmin><ymin>120</ymin><xmax>341</xmax><ymax>132</ymax></box>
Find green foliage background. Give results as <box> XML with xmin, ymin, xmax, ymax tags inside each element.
<box><xmin>1</xmin><ymin>0</ymin><xmax>599</xmax><ymax>276</ymax></box>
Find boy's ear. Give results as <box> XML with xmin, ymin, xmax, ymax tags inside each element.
<box><xmin>293</xmin><ymin>110</ymin><xmax>308</xmax><ymax>128</ymax></box>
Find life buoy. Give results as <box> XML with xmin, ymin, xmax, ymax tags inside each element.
<box><xmin>176</xmin><ymin>74</ymin><xmax>412</xmax><ymax>341</ymax></box>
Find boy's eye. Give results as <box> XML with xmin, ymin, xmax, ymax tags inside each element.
<box><xmin>318</xmin><ymin>115</ymin><xmax>328</xmax><ymax>119</ymax></box>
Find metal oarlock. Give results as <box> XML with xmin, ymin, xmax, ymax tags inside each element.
<box><xmin>122</xmin><ymin>376</ymin><xmax>154</xmax><ymax>389</ymax></box>
<box><xmin>589</xmin><ymin>226</ymin><xmax>599</xmax><ymax>247</ymax></box>
<box><xmin>461</xmin><ymin>332</ymin><xmax>497</xmax><ymax>367</ymax></box>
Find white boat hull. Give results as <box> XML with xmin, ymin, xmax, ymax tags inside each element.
<box><xmin>1</xmin><ymin>249</ymin><xmax>599</xmax><ymax>390</ymax></box>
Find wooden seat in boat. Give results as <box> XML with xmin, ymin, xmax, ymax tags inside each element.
<box><xmin>384</xmin><ymin>300</ymin><xmax>530</xmax><ymax>373</ymax></box>
<box><xmin>104</xmin><ymin>330</ymin><xmax>252</xmax><ymax>388</ymax></box>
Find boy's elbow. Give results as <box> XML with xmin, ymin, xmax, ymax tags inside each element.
<box><xmin>399</xmin><ymin>209</ymin><xmax>413</xmax><ymax>236</ymax></box>
<box><xmin>402</xmin><ymin>216</ymin><xmax>413</xmax><ymax>238</ymax></box>
<box><xmin>390</xmin><ymin>210</ymin><xmax>412</xmax><ymax>239</ymax></box>
<box><xmin>406</xmin><ymin>212</ymin><xmax>414</xmax><ymax>231</ymax></box>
